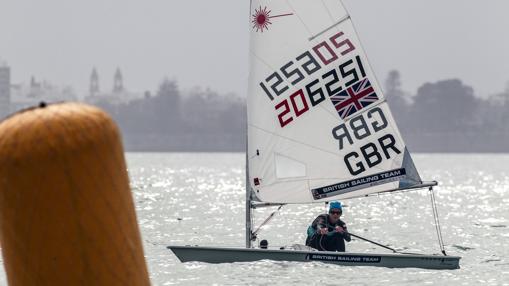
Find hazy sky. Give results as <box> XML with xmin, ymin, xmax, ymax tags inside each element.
<box><xmin>1</xmin><ymin>0</ymin><xmax>508</xmax><ymax>98</ymax></box>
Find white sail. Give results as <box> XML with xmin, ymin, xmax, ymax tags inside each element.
<box><xmin>247</xmin><ymin>0</ymin><xmax>422</xmax><ymax>204</ymax></box>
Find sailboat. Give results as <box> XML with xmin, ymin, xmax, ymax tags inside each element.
<box><xmin>168</xmin><ymin>0</ymin><xmax>460</xmax><ymax>270</ymax></box>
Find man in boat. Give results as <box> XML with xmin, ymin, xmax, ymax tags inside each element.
<box><xmin>305</xmin><ymin>201</ymin><xmax>351</xmax><ymax>252</ymax></box>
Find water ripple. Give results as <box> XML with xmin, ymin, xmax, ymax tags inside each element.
<box><xmin>3</xmin><ymin>153</ymin><xmax>507</xmax><ymax>285</ymax></box>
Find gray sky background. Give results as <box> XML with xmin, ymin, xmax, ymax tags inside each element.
<box><xmin>1</xmin><ymin>0</ymin><xmax>508</xmax><ymax>98</ymax></box>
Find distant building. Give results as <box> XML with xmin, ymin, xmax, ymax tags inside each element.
<box><xmin>9</xmin><ymin>76</ymin><xmax>77</xmax><ymax>113</ymax></box>
<box><xmin>0</xmin><ymin>64</ymin><xmax>10</xmax><ymax>118</ymax></box>
<box><xmin>113</xmin><ymin>67</ymin><xmax>123</xmax><ymax>93</ymax></box>
<box><xmin>84</xmin><ymin>67</ymin><xmax>143</xmax><ymax>106</ymax></box>
<box><xmin>90</xmin><ymin>67</ymin><xmax>99</xmax><ymax>96</ymax></box>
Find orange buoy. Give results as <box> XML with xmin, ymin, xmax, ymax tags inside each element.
<box><xmin>0</xmin><ymin>102</ymin><xmax>150</xmax><ymax>285</ymax></box>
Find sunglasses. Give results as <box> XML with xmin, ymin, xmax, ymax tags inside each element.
<box><xmin>330</xmin><ymin>210</ymin><xmax>342</xmax><ymax>215</ymax></box>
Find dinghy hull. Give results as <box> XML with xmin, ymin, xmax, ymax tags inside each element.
<box><xmin>168</xmin><ymin>245</ymin><xmax>460</xmax><ymax>270</ymax></box>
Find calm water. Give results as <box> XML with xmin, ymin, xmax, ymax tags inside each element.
<box><xmin>2</xmin><ymin>153</ymin><xmax>509</xmax><ymax>285</ymax></box>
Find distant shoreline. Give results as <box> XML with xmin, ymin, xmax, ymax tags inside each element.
<box><xmin>123</xmin><ymin>148</ymin><xmax>509</xmax><ymax>154</ymax></box>
<box><xmin>121</xmin><ymin>132</ymin><xmax>509</xmax><ymax>153</ymax></box>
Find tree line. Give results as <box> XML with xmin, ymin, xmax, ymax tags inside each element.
<box><xmin>94</xmin><ymin>79</ymin><xmax>246</xmax><ymax>151</ymax></box>
<box><xmin>93</xmin><ymin>72</ymin><xmax>509</xmax><ymax>152</ymax></box>
<box><xmin>384</xmin><ymin>71</ymin><xmax>509</xmax><ymax>152</ymax></box>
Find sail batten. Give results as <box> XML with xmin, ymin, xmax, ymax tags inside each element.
<box><xmin>247</xmin><ymin>0</ymin><xmax>426</xmax><ymax>204</ymax></box>
<box><xmin>308</xmin><ymin>15</ymin><xmax>350</xmax><ymax>41</ymax></box>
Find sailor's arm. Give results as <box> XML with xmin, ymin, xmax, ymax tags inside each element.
<box><xmin>312</xmin><ymin>216</ymin><xmax>328</xmax><ymax>234</ymax></box>
<box><xmin>335</xmin><ymin>221</ymin><xmax>351</xmax><ymax>241</ymax></box>
<box><xmin>341</xmin><ymin>223</ymin><xmax>351</xmax><ymax>241</ymax></box>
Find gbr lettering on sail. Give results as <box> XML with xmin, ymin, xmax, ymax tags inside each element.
<box><xmin>259</xmin><ymin>31</ymin><xmax>401</xmax><ymax>176</ymax></box>
<box><xmin>332</xmin><ymin>106</ymin><xmax>401</xmax><ymax>176</ymax></box>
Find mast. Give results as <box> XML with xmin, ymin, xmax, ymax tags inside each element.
<box><xmin>245</xmin><ymin>144</ymin><xmax>252</xmax><ymax>248</ymax></box>
<box><xmin>245</xmin><ymin>0</ymin><xmax>254</xmax><ymax>249</ymax></box>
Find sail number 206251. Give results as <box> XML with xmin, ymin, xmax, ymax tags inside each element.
<box><xmin>275</xmin><ymin>56</ymin><xmax>366</xmax><ymax>127</ymax></box>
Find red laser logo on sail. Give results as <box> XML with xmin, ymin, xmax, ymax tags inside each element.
<box><xmin>252</xmin><ymin>6</ymin><xmax>293</xmax><ymax>32</ymax></box>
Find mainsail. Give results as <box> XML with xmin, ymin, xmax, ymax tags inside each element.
<box><xmin>247</xmin><ymin>0</ymin><xmax>423</xmax><ymax>204</ymax></box>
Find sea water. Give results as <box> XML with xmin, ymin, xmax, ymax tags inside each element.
<box><xmin>1</xmin><ymin>153</ymin><xmax>508</xmax><ymax>285</ymax></box>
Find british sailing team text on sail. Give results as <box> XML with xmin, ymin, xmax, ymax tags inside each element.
<box><xmin>323</xmin><ymin>169</ymin><xmax>405</xmax><ymax>192</ymax></box>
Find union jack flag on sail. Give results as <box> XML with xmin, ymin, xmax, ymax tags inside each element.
<box><xmin>330</xmin><ymin>78</ymin><xmax>379</xmax><ymax>120</ymax></box>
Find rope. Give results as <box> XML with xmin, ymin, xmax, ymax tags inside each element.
<box><xmin>349</xmin><ymin>233</ymin><xmax>397</xmax><ymax>253</ymax></box>
<box><xmin>252</xmin><ymin>205</ymin><xmax>283</xmax><ymax>238</ymax></box>
<box><xmin>429</xmin><ymin>187</ymin><xmax>447</xmax><ymax>255</ymax></box>
<box><xmin>318</xmin><ymin>202</ymin><xmax>329</xmax><ymax>250</ymax></box>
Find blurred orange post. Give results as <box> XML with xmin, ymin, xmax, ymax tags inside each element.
<box><xmin>0</xmin><ymin>103</ymin><xmax>150</xmax><ymax>285</ymax></box>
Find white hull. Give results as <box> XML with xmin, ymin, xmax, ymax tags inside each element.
<box><xmin>168</xmin><ymin>245</ymin><xmax>460</xmax><ymax>270</ymax></box>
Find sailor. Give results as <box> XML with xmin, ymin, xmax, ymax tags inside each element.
<box><xmin>305</xmin><ymin>201</ymin><xmax>351</xmax><ymax>252</ymax></box>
